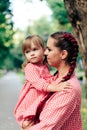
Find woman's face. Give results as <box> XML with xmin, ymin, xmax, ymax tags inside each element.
<box><xmin>44</xmin><ymin>37</ymin><xmax>63</xmax><ymax>68</ymax></box>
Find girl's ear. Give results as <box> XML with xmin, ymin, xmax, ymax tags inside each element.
<box><xmin>61</xmin><ymin>50</ymin><xmax>68</xmax><ymax>60</ymax></box>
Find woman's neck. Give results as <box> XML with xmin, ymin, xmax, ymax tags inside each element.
<box><xmin>57</xmin><ymin>63</ymin><xmax>70</xmax><ymax>79</ymax></box>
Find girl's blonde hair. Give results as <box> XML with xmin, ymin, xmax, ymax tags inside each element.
<box><xmin>22</xmin><ymin>35</ymin><xmax>44</xmax><ymax>69</ymax></box>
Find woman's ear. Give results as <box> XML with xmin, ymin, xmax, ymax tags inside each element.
<box><xmin>61</xmin><ymin>50</ymin><xmax>68</xmax><ymax>60</ymax></box>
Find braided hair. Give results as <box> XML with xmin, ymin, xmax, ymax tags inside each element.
<box><xmin>51</xmin><ymin>31</ymin><xmax>79</xmax><ymax>81</ymax></box>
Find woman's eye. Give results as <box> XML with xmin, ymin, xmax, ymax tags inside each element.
<box><xmin>47</xmin><ymin>48</ymin><xmax>51</xmax><ymax>51</ymax></box>
<box><xmin>46</xmin><ymin>47</ymin><xmax>51</xmax><ymax>51</ymax></box>
<box><xmin>33</xmin><ymin>48</ymin><xmax>38</xmax><ymax>51</ymax></box>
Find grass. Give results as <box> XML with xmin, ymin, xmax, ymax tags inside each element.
<box><xmin>0</xmin><ymin>70</ymin><xmax>7</xmax><ymax>78</ymax></box>
<box><xmin>81</xmin><ymin>84</ymin><xmax>87</xmax><ymax>130</ymax></box>
<box><xmin>81</xmin><ymin>99</ymin><xmax>87</xmax><ymax>130</ymax></box>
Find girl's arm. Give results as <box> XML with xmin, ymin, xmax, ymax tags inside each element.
<box><xmin>25</xmin><ymin>63</ymin><xmax>71</xmax><ymax>93</ymax></box>
<box><xmin>24</xmin><ymin>63</ymin><xmax>50</xmax><ymax>92</ymax></box>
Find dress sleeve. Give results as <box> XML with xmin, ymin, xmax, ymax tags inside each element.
<box><xmin>24</xmin><ymin>64</ymin><xmax>49</xmax><ymax>92</ymax></box>
<box><xmin>29</xmin><ymin>88</ymin><xmax>78</xmax><ymax>130</ymax></box>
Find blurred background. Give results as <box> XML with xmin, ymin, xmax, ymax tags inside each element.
<box><xmin>0</xmin><ymin>0</ymin><xmax>87</xmax><ymax>130</ymax></box>
<box><xmin>0</xmin><ymin>0</ymin><xmax>84</xmax><ymax>74</ymax></box>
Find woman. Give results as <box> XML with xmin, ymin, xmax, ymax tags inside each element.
<box><xmin>22</xmin><ymin>31</ymin><xmax>82</xmax><ymax>130</ymax></box>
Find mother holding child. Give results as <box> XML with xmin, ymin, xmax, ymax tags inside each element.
<box><xmin>14</xmin><ymin>31</ymin><xmax>82</xmax><ymax>130</ymax></box>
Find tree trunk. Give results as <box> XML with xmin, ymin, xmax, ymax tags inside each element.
<box><xmin>64</xmin><ymin>0</ymin><xmax>87</xmax><ymax>98</ymax></box>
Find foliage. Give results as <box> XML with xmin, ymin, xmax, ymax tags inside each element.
<box><xmin>32</xmin><ymin>16</ymin><xmax>53</xmax><ymax>40</ymax></box>
<box><xmin>25</xmin><ymin>16</ymin><xmax>56</xmax><ymax>43</ymax></box>
<box><xmin>0</xmin><ymin>0</ymin><xmax>83</xmax><ymax>71</ymax></box>
<box><xmin>44</xmin><ymin>0</ymin><xmax>72</xmax><ymax>32</ymax></box>
<box><xmin>12</xmin><ymin>0</ymin><xmax>83</xmax><ymax>70</ymax></box>
<box><xmin>46</xmin><ymin>0</ymin><xmax>68</xmax><ymax>24</ymax></box>
<box><xmin>0</xmin><ymin>0</ymin><xmax>14</xmax><ymax>69</ymax></box>
<box><xmin>10</xmin><ymin>42</ymin><xmax>24</xmax><ymax>69</ymax></box>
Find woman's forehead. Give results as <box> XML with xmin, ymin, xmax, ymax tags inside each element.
<box><xmin>47</xmin><ymin>37</ymin><xmax>56</xmax><ymax>46</ymax></box>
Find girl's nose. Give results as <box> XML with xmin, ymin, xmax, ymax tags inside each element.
<box><xmin>30</xmin><ymin>51</ymin><xmax>34</xmax><ymax>56</ymax></box>
<box><xmin>44</xmin><ymin>49</ymin><xmax>48</xmax><ymax>55</ymax></box>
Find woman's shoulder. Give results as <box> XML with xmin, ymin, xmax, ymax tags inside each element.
<box><xmin>67</xmin><ymin>73</ymin><xmax>82</xmax><ymax>96</ymax></box>
<box><xmin>69</xmin><ymin>73</ymin><xmax>81</xmax><ymax>87</ymax></box>
<box><xmin>52</xmin><ymin>73</ymin><xmax>81</xmax><ymax>99</ymax></box>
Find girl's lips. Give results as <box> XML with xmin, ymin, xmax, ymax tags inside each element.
<box><xmin>31</xmin><ymin>57</ymin><xmax>36</xmax><ymax>59</ymax></box>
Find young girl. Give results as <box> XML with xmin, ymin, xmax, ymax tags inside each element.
<box><xmin>14</xmin><ymin>35</ymin><xmax>70</xmax><ymax>129</ymax></box>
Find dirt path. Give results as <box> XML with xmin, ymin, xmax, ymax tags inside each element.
<box><xmin>0</xmin><ymin>71</ymin><xmax>23</xmax><ymax>130</ymax></box>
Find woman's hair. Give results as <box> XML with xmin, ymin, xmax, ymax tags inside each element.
<box><xmin>50</xmin><ymin>31</ymin><xmax>79</xmax><ymax>81</ymax></box>
<box><xmin>22</xmin><ymin>35</ymin><xmax>44</xmax><ymax>68</ymax></box>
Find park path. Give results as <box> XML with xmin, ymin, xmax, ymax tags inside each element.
<box><xmin>0</xmin><ymin>71</ymin><xmax>23</xmax><ymax>130</ymax></box>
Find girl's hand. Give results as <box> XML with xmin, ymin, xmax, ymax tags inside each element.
<box><xmin>56</xmin><ymin>81</ymin><xmax>71</xmax><ymax>91</ymax></box>
<box><xmin>47</xmin><ymin>81</ymin><xmax>71</xmax><ymax>92</ymax></box>
<box><xmin>21</xmin><ymin>119</ymin><xmax>34</xmax><ymax>130</ymax></box>
<box><xmin>21</xmin><ymin>127</ymin><xmax>29</xmax><ymax>130</ymax></box>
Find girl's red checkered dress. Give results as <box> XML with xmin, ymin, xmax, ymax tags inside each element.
<box><xmin>14</xmin><ymin>63</ymin><xmax>56</xmax><ymax>127</ymax></box>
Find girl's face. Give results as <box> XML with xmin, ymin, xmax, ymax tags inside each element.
<box><xmin>44</xmin><ymin>37</ymin><xmax>63</xmax><ymax>68</ymax></box>
<box><xmin>24</xmin><ymin>42</ymin><xmax>44</xmax><ymax>64</ymax></box>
